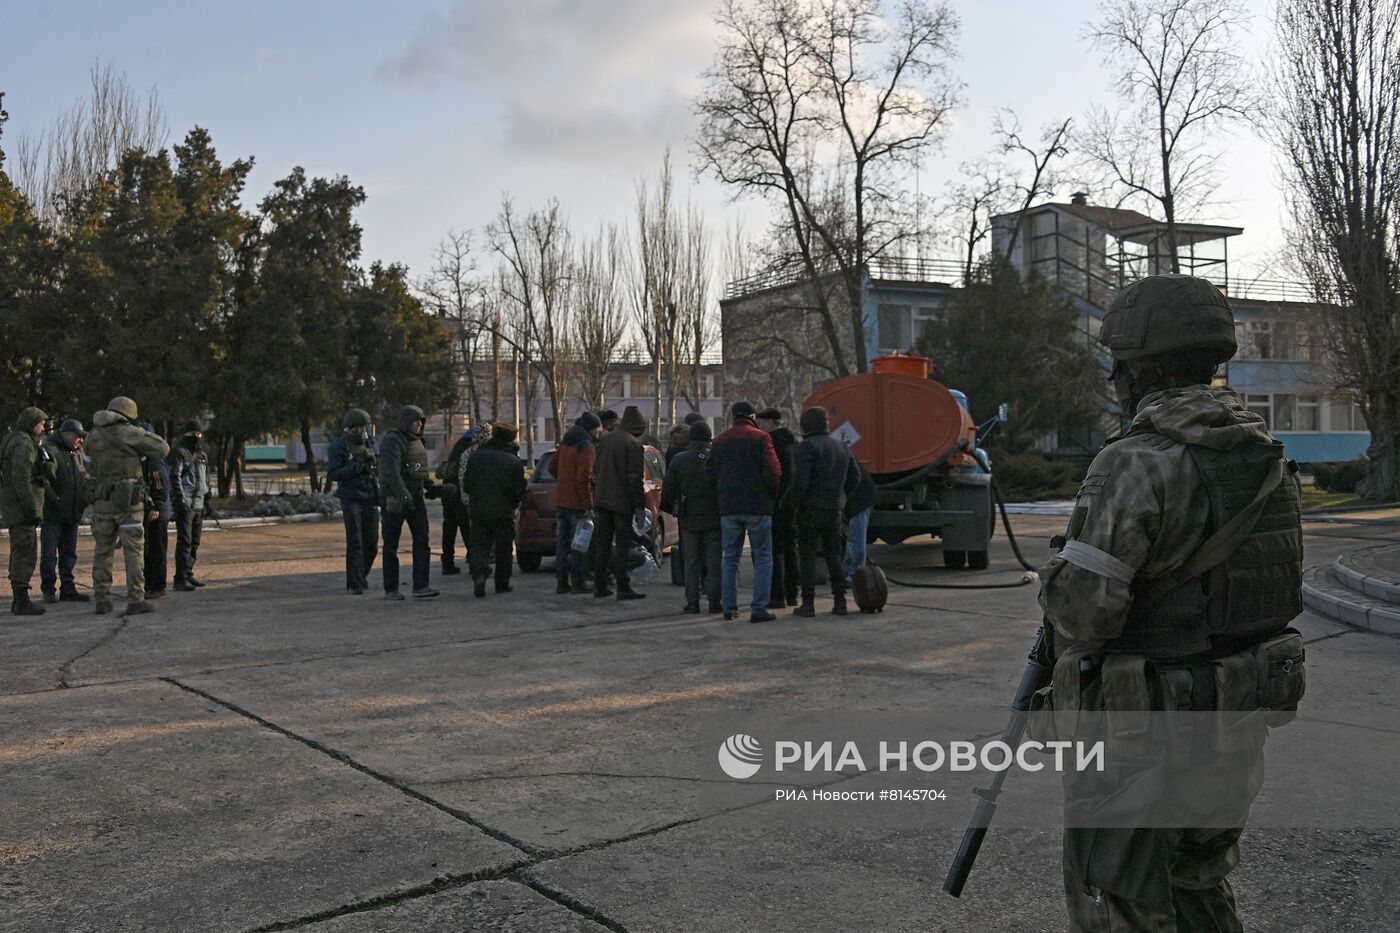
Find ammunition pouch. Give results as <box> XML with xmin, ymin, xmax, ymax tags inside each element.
<box><xmin>1026</xmin><ymin>629</ymin><xmax>1305</xmax><ymax>743</ymax></box>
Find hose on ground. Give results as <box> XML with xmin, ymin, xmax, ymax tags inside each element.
<box><xmin>881</xmin><ymin>470</ymin><xmax>1042</xmax><ymax>590</ymax></box>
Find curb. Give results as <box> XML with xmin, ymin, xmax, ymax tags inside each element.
<box><xmin>1332</xmin><ymin>547</ymin><xmax>1400</xmax><ymax>606</ymax></box>
<box><xmin>1301</xmin><ymin>566</ymin><xmax>1400</xmax><ymax>636</ymax></box>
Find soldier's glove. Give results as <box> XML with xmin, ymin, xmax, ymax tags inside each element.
<box><xmin>423</xmin><ymin>483</ymin><xmax>441</xmax><ymax>501</ymax></box>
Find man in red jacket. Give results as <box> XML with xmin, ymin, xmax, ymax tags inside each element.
<box><xmin>705</xmin><ymin>401</ymin><xmax>782</xmax><ymax>623</ymax></box>
<box><xmin>553</xmin><ymin>411</ymin><xmax>601</xmax><ymax>595</ymax></box>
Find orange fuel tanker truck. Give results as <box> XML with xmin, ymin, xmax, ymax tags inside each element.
<box><xmin>804</xmin><ymin>351</ymin><xmax>998</xmax><ymax>569</ymax></box>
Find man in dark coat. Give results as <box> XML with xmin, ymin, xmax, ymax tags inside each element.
<box><xmin>461</xmin><ymin>422</ymin><xmax>528</xmax><ymax>597</ymax></box>
<box><xmin>0</xmin><ymin>406</ymin><xmax>52</xmax><ymax>615</ymax></box>
<box><xmin>328</xmin><ymin>408</ymin><xmax>380</xmax><ymax>594</ymax></box>
<box><xmin>661</xmin><ymin>420</ymin><xmax>722</xmax><ymax>614</ymax></box>
<box><xmin>554</xmin><ymin>412</ymin><xmax>601</xmax><ymax>595</ymax></box>
<box><xmin>706</xmin><ymin>401</ymin><xmax>782</xmax><ymax>623</ymax></box>
<box><xmin>790</xmin><ymin>407</ymin><xmax>860</xmax><ymax>616</ymax></box>
<box><xmin>591</xmin><ymin>404</ymin><xmax>648</xmax><ymax>601</ymax></box>
<box><xmin>378</xmin><ymin>404</ymin><xmax>440</xmax><ymax>600</ymax></box>
<box><xmin>167</xmin><ymin>420</ymin><xmax>210</xmax><ymax>591</ymax></box>
<box><xmin>437</xmin><ymin>426</ymin><xmax>476</xmax><ymax>576</ymax></box>
<box><xmin>758</xmin><ymin>407</ymin><xmax>799</xmax><ymax>608</ymax></box>
<box><xmin>142</xmin><ymin>431</ymin><xmax>173</xmax><ymax>600</ymax></box>
<box><xmin>40</xmin><ymin>419</ymin><xmax>90</xmax><ymax>603</ymax></box>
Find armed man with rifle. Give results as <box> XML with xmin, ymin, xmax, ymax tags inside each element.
<box><xmin>946</xmin><ymin>275</ymin><xmax>1306</xmax><ymax>931</ymax></box>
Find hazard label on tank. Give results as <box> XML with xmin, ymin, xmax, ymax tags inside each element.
<box><xmin>832</xmin><ymin>420</ymin><xmax>862</xmax><ymax>447</ymax></box>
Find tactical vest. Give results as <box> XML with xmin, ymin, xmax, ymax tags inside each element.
<box><xmin>1112</xmin><ymin>434</ymin><xmax>1304</xmax><ymax>658</ymax></box>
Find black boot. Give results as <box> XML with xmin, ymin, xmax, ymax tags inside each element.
<box><xmin>556</xmin><ymin>579</ymin><xmax>572</xmax><ymax>595</ymax></box>
<box><xmin>11</xmin><ymin>587</ymin><xmax>44</xmax><ymax>616</ymax></box>
<box><xmin>617</xmin><ymin>583</ymin><xmax>645</xmax><ymax>601</ymax></box>
<box><xmin>441</xmin><ymin>563</ymin><xmax>462</xmax><ymax>575</ymax></box>
<box><xmin>792</xmin><ymin>600</ymin><xmax>817</xmax><ymax>618</ymax></box>
<box><xmin>473</xmin><ymin>577</ymin><xmax>487</xmax><ymax>598</ymax></box>
<box><xmin>832</xmin><ymin>595</ymin><xmax>849</xmax><ymax>616</ymax></box>
<box><xmin>60</xmin><ymin>587</ymin><xmax>91</xmax><ymax>603</ymax></box>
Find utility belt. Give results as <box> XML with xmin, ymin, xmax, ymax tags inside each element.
<box><xmin>90</xmin><ymin>477</ymin><xmax>145</xmax><ymax>511</ymax></box>
<box><xmin>1029</xmin><ymin>628</ymin><xmax>1306</xmax><ymax>745</ymax></box>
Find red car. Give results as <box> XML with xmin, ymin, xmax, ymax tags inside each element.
<box><xmin>515</xmin><ymin>444</ymin><xmax>677</xmax><ymax>571</ymax></box>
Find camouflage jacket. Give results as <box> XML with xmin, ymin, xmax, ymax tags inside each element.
<box><xmin>1038</xmin><ymin>386</ymin><xmax>1274</xmax><ymax>648</ymax></box>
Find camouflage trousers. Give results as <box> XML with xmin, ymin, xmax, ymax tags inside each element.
<box><xmin>1064</xmin><ymin>827</ymin><xmax>1245</xmax><ymax>932</ymax></box>
<box><xmin>92</xmin><ymin>510</ymin><xmax>146</xmax><ymax>603</ymax></box>
<box><xmin>7</xmin><ymin>523</ymin><xmax>38</xmax><ymax>590</ymax></box>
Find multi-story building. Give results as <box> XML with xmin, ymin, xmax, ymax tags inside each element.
<box><xmin>719</xmin><ymin>194</ymin><xmax>1371</xmax><ymax>463</ymax></box>
<box><xmin>990</xmin><ymin>194</ymin><xmax>1370</xmax><ymax>462</ymax></box>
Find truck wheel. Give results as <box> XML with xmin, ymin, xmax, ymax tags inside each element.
<box><xmin>968</xmin><ymin>550</ymin><xmax>990</xmax><ymax>570</ymax></box>
<box><xmin>517</xmin><ymin>552</ymin><xmax>542</xmax><ymax>572</ymax></box>
<box><xmin>943</xmin><ymin>549</ymin><xmax>966</xmax><ymax>569</ymax></box>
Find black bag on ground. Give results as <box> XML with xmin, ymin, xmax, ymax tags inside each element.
<box><xmin>852</xmin><ymin>563</ymin><xmax>888</xmax><ymax>614</ymax></box>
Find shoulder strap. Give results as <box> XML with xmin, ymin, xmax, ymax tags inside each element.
<box><xmin>1140</xmin><ymin>456</ymin><xmax>1288</xmax><ymax>604</ymax></box>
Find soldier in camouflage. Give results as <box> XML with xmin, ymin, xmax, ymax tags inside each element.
<box><xmin>1038</xmin><ymin>275</ymin><xmax>1305</xmax><ymax>932</ymax></box>
<box><xmin>1</xmin><ymin>406</ymin><xmax>55</xmax><ymax>615</ymax></box>
<box><xmin>86</xmin><ymin>397</ymin><xmax>171</xmax><ymax>615</ymax></box>
<box><xmin>377</xmin><ymin>404</ymin><xmax>440</xmax><ymax>600</ymax></box>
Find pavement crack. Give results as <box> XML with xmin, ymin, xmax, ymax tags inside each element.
<box><xmin>57</xmin><ymin>616</ymin><xmax>132</xmax><ymax>688</ymax></box>
<box><xmin>159</xmin><ymin>676</ymin><xmax>546</xmax><ymax>858</ymax></box>
<box><xmin>511</xmin><ymin>875</ymin><xmax>636</xmax><ymax>933</ymax></box>
<box><xmin>419</xmin><ymin>769</ymin><xmax>794</xmax><ymax>788</ymax></box>
<box><xmin>238</xmin><ymin>861</ymin><xmax>531</xmax><ymax>932</ymax></box>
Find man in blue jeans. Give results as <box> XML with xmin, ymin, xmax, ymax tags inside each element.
<box><xmin>705</xmin><ymin>401</ymin><xmax>783</xmax><ymax>623</ymax></box>
<box><xmin>844</xmin><ymin>456</ymin><xmax>876</xmax><ymax>583</ymax></box>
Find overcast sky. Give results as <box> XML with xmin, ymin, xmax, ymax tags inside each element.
<box><xmin>2</xmin><ymin>0</ymin><xmax>1285</xmax><ymax>282</ymax></box>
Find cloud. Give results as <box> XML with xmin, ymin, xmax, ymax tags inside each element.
<box><xmin>377</xmin><ymin>0</ymin><xmax>719</xmax><ymax>159</ymax></box>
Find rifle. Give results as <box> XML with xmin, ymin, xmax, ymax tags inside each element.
<box><xmin>943</xmin><ymin>624</ymin><xmax>1055</xmax><ymax>897</ymax></box>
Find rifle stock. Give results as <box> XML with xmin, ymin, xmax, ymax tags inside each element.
<box><xmin>943</xmin><ymin>625</ymin><xmax>1054</xmax><ymax>898</ymax></box>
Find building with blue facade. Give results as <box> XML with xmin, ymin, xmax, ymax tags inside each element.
<box><xmin>720</xmin><ymin>195</ymin><xmax>1370</xmax><ymax>463</ymax></box>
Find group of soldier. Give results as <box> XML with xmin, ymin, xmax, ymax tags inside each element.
<box><xmin>2</xmin><ymin>396</ymin><xmax>209</xmax><ymax>616</ymax></box>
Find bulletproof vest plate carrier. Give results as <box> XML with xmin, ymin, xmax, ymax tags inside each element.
<box><xmin>1116</xmin><ymin>436</ymin><xmax>1304</xmax><ymax>658</ymax></box>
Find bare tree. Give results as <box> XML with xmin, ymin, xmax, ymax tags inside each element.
<box><xmin>417</xmin><ymin>229</ymin><xmax>486</xmax><ymax>429</ymax></box>
<box><xmin>943</xmin><ymin>160</ymin><xmax>1008</xmax><ymax>285</ymax></box>
<box><xmin>572</xmin><ymin>224</ymin><xmax>627</xmax><ymax>410</ymax></box>
<box><xmin>1080</xmin><ymin>0</ymin><xmax>1254</xmax><ymax>272</ymax></box>
<box><xmin>489</xmin><ymin>197</ymin><xmax>574</xmax><ymax>452</ymax></box>
<box><xmin>1270</xmin><ymin>0</ymin><xmax>1400</xmax><ymax>500</ymax></box>
<box><xmin>695</xmin><ymin>0</ymin><xmax>961</xmax><ymax>375</ymax></box>
<box><xmin>676</xmin><ymin>209</ymin><xmax>715</xmax><ymax>417</ymax></box>
<box><xmin>995</xmin><ymin>111</ymin><xmax>1073</xmax><ymax>257</ymax></box>
<box><xmin>631</xmin><ymin>154</ymin><xmax>685</xmax><ymax>437</ymax></box>
<box><xmin>12</xmin><ymin>61</ymin><xmax>166</xmax><ymax>224</ymax></box>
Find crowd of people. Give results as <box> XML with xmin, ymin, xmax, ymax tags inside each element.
<box><xmin>2</xmin><ymin>395</ymin><xmax>877</xmax><ymax>622</ymax></box>
<box><xmin>1</xmin><ymin>396</ymin><xmax>208</xmax><ymax>616</ymax></box>
<box><xmin>320</xmin><ymin>398</ymin><xmax>876</xmax><ymax>623</ymax></box>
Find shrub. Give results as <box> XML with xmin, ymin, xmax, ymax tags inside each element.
<box><xmin>248</xmin><ymin>492</ymin><xmax>342</xmax><ymax>518</ymax></box>
<box><xmin>1310</xmin><ymin>458</ymin><xmax>1370</xmax><ymax>494</ymax></box>
<box><xmin>989</xmin><ymin>453</ymin><xmax>1079</xmax><ymax>500</ymax></box>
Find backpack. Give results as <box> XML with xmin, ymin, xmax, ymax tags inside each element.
<box><xmin>852</xmin><ymin>563</ymin><xmax>888</xmax><ymax>614</ymax></box>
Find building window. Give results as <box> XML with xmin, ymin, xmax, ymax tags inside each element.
<box><xmin>1297</xmin><ymin>395</ymin><xmax>1321</xmax><ymax>432</ymax></box>
<box><xmin>1246</xmin><ymin>393</ymin><xmax>1272</xmax><ymax>429</ymax></box>
<box><xmin>914</xmin><ymin>305</ymin><xmax>943</xmax><ymax>344</ymax></box>
<box><xmin>604</xmin><ymin>374</ymin><xmax>623</xmax><ymax>399</ymax></box>
<box><xmin>1244</xmin><ymin>322</ymin><xmax>1273</xmax><ymax>360</ymax></box>
<box><xmin>1329</xmin><ymin>397</ymin><xmax>1368</xmax><ymax>432</ymax></box>
<box><xmin>878</xmin><ymin>303</ymin><xmax>912</xmax><ymax>350</ymax></box>
<box><xmin>703</xmin><ymin>373</ymin><xmax>716</xmax><ymax>399</ymax></box>
<box><xmin>1274</xmin><ymin>394</ymin><xmax>1296</xmax><ymax>431</ymax></box>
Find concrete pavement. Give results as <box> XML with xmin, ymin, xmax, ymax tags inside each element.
<box><xmin>2</xmin><ymin>507</ymin><xmax>1398</xmax><ymax>932</ymax></box>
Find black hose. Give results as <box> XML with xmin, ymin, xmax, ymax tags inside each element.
<box><xmin>881</xmin><ymin>472</ymin><xmax>1042</xmax><ymax>590</ymax></box>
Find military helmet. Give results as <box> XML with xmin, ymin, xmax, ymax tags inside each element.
<box><xmin>58</xmin><ymin>418</ymin><xmax>87</xmax><ymax>437</ymax></box>
<box><xmin>1099</xmin><ymin>274</ymin><xmax>1237</xmax><ymax>365</ymax></box>
<box><xmin>107</xmin><ymin>396</ymin><xmax>139</xmax><ymax>420</ymax></box>
<box><xmin>343</xmin><ymin>408</ymin><xmax>372</xmax><ymax>429</ymax></box>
